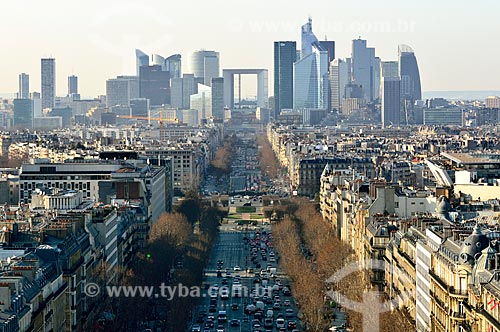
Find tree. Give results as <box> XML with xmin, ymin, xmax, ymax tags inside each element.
<box><xmin>256</xmin><ymin>134</ymin><xmax>282</xmax><ymax>179</ymax></box>
<box><xmin>176</xmin><ymin>191</ymin><xmax>202</xmax><ymax>224</ymax></box>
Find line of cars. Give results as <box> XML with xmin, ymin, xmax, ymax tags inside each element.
<box><xmin>243</xmin><ymin>230</ymin><xmax>299</xmax><ymax>332</ymax></box>
<box><xmin>191</xmin><ymin>229</ymin><xmax>299</xmax><ymax>332</ymax></box>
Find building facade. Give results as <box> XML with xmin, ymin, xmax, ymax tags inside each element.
<box><xmin>274</xmin><ymin>41</ymin><xmax>297</xmax><ymax>118</ymax></box>
<box><xmin>41</xmin><ymin>58</ymin><xmax>56</xmax><ymax>109</ymax></box>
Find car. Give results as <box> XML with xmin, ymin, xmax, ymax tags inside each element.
<box><xmin>231</xmin><ymin>303</ymin><xmax>239</xmax><ymax>310</ymax></box>
<box><xmin>191</xmin><ymin>324</ymin><xmax>201</xmax><ymax>332</ymax></box>
<box><xmin>264</xmin><ymin>318</ymin><xmax>273</xmax><ymax>328</ymax></box>
<box><xmin>273</xmin><ymin>302</ymin><xmax>281</xmax><ymax>310</ymax></box>
<box><xmin>276</xmin><ymin>318</ymin><xmax>285</xmax><ymax>329</ymax></box>
<box><xmin>216</xmin><ymin>326</ymin><xmax>225</xmax><ymax>332</ymax></box>
<box><xmin>230</xmin><ymin>319</ymin><xmax>240</xmax><ymax>327</ymax></box>
<box><xmin>233</xmin><ymin>266</ymin><xmax>241</xmax><ymax>271</ymax></box>
<box><xmin>217</xmin><ymin>311</ymin><xmax>227</xmax><ymax>323</ymax></box>
<box><xmin>205</xmin><ymin>320</ymin><xmax>214</xmax><ymax>328</ymax></box>
<box><xmin>287</xmin><ymin>321</ymin><xmax>297</xmax><ymax>330</ymax></box>
<box><xmin>285</xmin><ymin>309</ymin><xmax>294</xmax><ymax>318</ymax></box>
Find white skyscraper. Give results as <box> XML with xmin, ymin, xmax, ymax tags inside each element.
<box><xmin>190</xmin><ymin>50</ymin><xmax>220</xmax><ymax>86</ymax></box>
<box><xmin>31</xmin><ymin>92</ymin><xmax>42</xmax><ymax>118</ymax></box>
<box><xmin>152</xmin><ymin>54</ymin><xmax>166</xmax><ymax>71</ymax></box>
<box><xmin>190</xmin><ymin>84</ymin><xmax>212</xmax><ymax>124</ymax></box>
<box><xmin>330</xmin><ymin>59</ymin><xmax>350</xmax><ymax>111</ymax></box>
<box><xmin>301</xmin><ymin>17</ymin><xmax>318</xmax><ymax>57</ymax></box>
<box><xmin>135</xmin><ymin>49</ymin><xmax>149</xmax><ymax>76</ymax></box>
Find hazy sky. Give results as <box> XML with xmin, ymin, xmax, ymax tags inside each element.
<box><xmin>2</xmin><ymin>0</ymin><xmax>499</xmax><ymax>98</ymax></box>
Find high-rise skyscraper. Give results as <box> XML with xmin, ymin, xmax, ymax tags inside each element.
<box><xmin>152</xmin><ymin>54</ymin><xmax>182</xmax><ymax>79</ymax></box>
<box><xmin>170</xmin><ymin>77</ymin><xmax>184</xmax><ymax>109</ymax></box>
<box><xmin>190</xmin><ymin>84</ymin><xmax>212</xmax><ymax>124</ymax></box>
<box><xmin>330</xmin><ymin>59</ymin><xmax>350</xmax><ymax>111</ymax></box>
<box><xmin>301</xmin><ymin>18</ymin><xmax>318</xmax><ymax>57</ymax></box>
<box><xmin>13</xmin><ymin>98</ymin><xmax>33</xmax><ymax>129</ymax></box>
<box><xmin>152</xmin><ymin>54</ymin><xmax>166</xmax><ymax>70</ymax></box>
<box><xmin>319</xmin><ymin>40</ymin><xmax>335</xmax><ymax>62</ymax></box>
<box><xmin>139</xmin><ymin>65</ymin><xmax>170</xmax><ymax>106</ymax></box>
<box><xmin>274</xmin><ymin>41</ymin><xmax>297</xmax><ymax>118</ymax></box>
<box><xmin>211</xmin><ymin>77</ymin><xmax>224</xmax><ymax>121</ymax></box>
<box><xmin>18</xmin><ymin>73</ymin><xmax>29</xmax><ymax>99</ymax></box>
<box><xmin>136</xmin><ymin>49</ymin><xmax>149</xmax><ymax>76</ymax></box>
<box><xmin>41</xmin><ymin>58</ymin><xmax>55</xmax><ymax>109</ymax></box>
<box><xmin>31</xmin><ymin>92</ymin><xmax>42</xmax><ymax>118</ymax></box>
<box><xmin>293</xmin><ymin>19</ymin><xmax>330</xmax><ymax>110</ymax></box>
<box><xmin>106</xmin><ymin>76</ymin><xmax>139</xmax><ymax>107</ymax></box>
<box><xmin>190</xmin><ymin>50</ymin><xmax>220</xmax><ymax>86</ymax></box>
<box><xmin>398</xmin><ymin>45</ymin><xmax>422</xmax><ymax>102</ymax></box>
<box><xmin>68</xmin><ymin>75</ymin><xmax>78</xmax><ymax>95</ymax></box>
<box><xmin>381</xmin><ymin>61</ymin><xmax>401</xmax><ymax>127</ymax></box>
<box><xmin>351</xmin><ymin>39</ymin><xmax>378</xmax><ymax>102</ymax></box>
<box><xmin>166</xmin><ymin>54</ymin><xmax>182</xmax><ymax>79</ymax></box>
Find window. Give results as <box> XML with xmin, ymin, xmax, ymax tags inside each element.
<box><xmin>40</xmin><ymin>166</ymin><xmax>56</xmax><ymax>173</ymax></box>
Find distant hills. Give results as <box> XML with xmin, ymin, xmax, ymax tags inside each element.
<box><xmin>423</xmin><ymin>91</ymin><xmax>500</xmax><ymax>101</ymax></box>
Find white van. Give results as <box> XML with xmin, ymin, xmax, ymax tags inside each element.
<box><xmin>266</xmin><ymin>309</ymin><xmax>274</xmax><ymax>318</ymax></box>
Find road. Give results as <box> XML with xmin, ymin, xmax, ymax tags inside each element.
<box><xmin>189</xmin><ymin>223</ymin><xmax>301</xmax><ymax>332</ymax></box>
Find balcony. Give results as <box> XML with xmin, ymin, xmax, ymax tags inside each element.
<box><xmin>429</xmin><ymin>270</ymin><xmax>468</xmax><ymax>298</ymax></box>
<box><xmin>429</xmin><ymin>269</ymin><xmax>450</xmax><ymax>292</ymax></box>
<box><xmin>449</xmin><ymin>286</ymin><xmax>468</xmax><ymax>297</ymax></box>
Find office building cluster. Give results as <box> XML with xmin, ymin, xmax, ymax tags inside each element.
<box><xmin>4</xmin><ymin>48</ymin><xmax>227</xmax><ymax>132</ymax></box>
<box><xmin>274</xmin><ymin>19</ymin><xmax>423</xmax><ymax>127</ymax></box>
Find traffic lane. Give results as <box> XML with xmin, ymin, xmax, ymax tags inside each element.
<box><xmin>193</xmin><ymin>229</ymin><xmax>301</xmax><ymax>332</ymax></box>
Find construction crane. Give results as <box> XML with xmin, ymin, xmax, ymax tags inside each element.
<box><xmin>117</xmin><ymin>111</ymin><xmax>179</xmax><ymax>141</ymax></box>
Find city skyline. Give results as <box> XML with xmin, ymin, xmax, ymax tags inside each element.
<box><xmin>1</xmin><ymin>0</ymin><xmax>499</xmax><ymax>98</ymax></box>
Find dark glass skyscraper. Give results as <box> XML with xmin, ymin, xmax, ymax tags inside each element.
<box><xmin>274</xmin><ymin>41</ymin><xmax>296</xmax><ymax>118</ymax></box>
<box><xmin>319</xmin><ymin>40</ymin><xmax>335</xmax><ymax>62</ymax></box>
<box><xmin>381</xmin><ymin>61</ymin><xmax>401</xmax><ymax>127</ymax></box>
<box><xmin>13</xmin><ymin>98</ymin><xmax>33</xmax><ymax>129</ymax></box>
<box><xmin>139</xmin><ymin>65</ymin><xmax>170</xmax><ymax>106</ymax></box>
<box><xmin>399</xmin><ymin>45</ymin><xmax>422</xmax><ymax>101</ymax></box>
<box><xmin>68</xmin><ymin>75</ymin><xmax>78</xmax><ymax>95</ymax></box>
